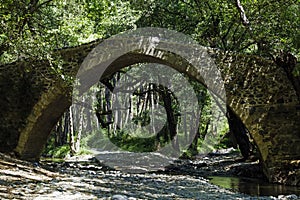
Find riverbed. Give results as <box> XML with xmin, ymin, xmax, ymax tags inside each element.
<box><xmin>0</xmin><ymin>151</ymin><xmax>299</xmax><ymax>199</ymax></box>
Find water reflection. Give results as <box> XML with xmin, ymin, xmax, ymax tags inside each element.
<box><xmin>208</xmin><ymin>176</ymin><xmax>300</xmax><ymax>196</ymax></box>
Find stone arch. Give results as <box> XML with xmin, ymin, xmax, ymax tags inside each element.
<box><xmin>15</xmin><ymin>47</ymin><xmax>226</xmax><ymax>160</ymax></box>
<box><xmin>14</xmin><ymin>35</ymin><xmax>300</xmax><ymax>185</ymax></box>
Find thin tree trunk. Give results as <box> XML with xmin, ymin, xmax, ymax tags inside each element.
<box><xmin>161</xmin><ymin>87</ymin><xmax>179</xmax><ymax>152</ymax></box>
<box><xmin>56</xmin><ymin>117</ymin><xmax>63</xmax><ymax>146</ymax></box>
<box><xmin>226</xmin><ymin>107</ymin><xmax>251</xmax><ymax>159</ymax></box>
<box><xmin>74</xmin><ymin>107</ymin><xmax>83</xmax><ymax>153</ymax></box>
<box><xmin>150</xmin><ymin>84</ymin><xmax>156</xmax><ymax>134</ymax></box>
<box><xmin>62</xmin><ymin>112</ymin><xmax>69</xmax><ymax>145</ymax></box>
<box><xmin>69</xmin><ymin>106</ymin><xmax>76</xmax><ymax>155</ymax></box>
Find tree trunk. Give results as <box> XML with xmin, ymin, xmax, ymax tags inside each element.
<box><xmin>226</xmin><ymin>107</ymin><xmax>252</xmax><ymax>159</ymax></box>
<box><xmin>69</xmin><ymin>107</ymin><xmax>76</xmax><ymax>155</ymax></box>
<box><xmin>161</xmin><ymin>87</ymin><xmax>179</xmax><ymax>152</ymax></box>
<box><xmin>74</xmin><ymin>114</ymin><xmax>82</xmax><ymax>153</ymax></box>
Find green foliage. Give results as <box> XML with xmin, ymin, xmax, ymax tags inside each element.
<box><xmin>84</xmin><ymin>129</ymin><xmax>116</xmax><ymax>150</ymax></box>
<box><xmin>44</xmin><ymin>131</ymin><xmax>92</xmax><ymax>158</ymax></box>
<box><xmin>43</xmin><ymin>132</ymin><xmax>69</xmax><ymax>158</ymax></box>
<box><xmin>84</xmin><ymin>0</ymin><xmax>141</xmax><ymax>36</ymax></box>
<box><xmin>294</xmin><ymin>63</ymin><xmax>300</xmax><ymax>76</ymax></box>
<box><xmin>1</xmin><ymin>0</ymin><xmax>298</xmax><ymax>65</ymax></box>
<box><xmin>214</xmin><ymin>124</ymin><xmax>230</xmax><ymax>149</ymax></box>
<box><xmin>0</xmin><ymin>0</ymin><xmax>56</xmax><ymax>63</ymax></box>
<box><xmin>1</xmin><ymin>0</ymin><xmax>298</xmax><ymax>62</ymax></box>
<box><xmin>132</xmin><ymin>111</ymin><xmax>151</xmax><ymax>127</ymax></box>
<box><xmin>110</xmin><ymin>134</ymin><xmax>157</xmax><ymax>153</ymax></box>
<box><xmin>49</xmin><ymin>145</ymin><xmax>70</xmax><ymax>158</ymax></box>
<box><xmin>130</xmin><ymin>0</ymin><xmax>299</xmax><ymax>59</ymax></box>
<box><xmin>0</xmin><ymin>0</ymin><xmax>140</xmax><ymax>64</ymax></box>
<box><xmin>43</xmin><ymin>133</ymin><xmax>56</xmax><ymax>157</ymax></box>
<box><xmin>217</xmin><ymin>137</ymin><xmax>234</xmax><ymax>150</ymax></box>
<box><xmin>81</xmin><ymin>130</ymin><xmax>105</xmax><ymax>149</ymax></box>
<box><xmin>44</xmin><ymin>144</ymin><xmax>71</xmax><ymax>159</ymax></box>
<box><xmin>76</xmin><ymin>148</ymin><xmax>92</xmax><ymax>156</ymax></box>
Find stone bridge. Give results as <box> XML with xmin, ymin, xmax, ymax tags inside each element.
<box><xmin>0</xmin><ymin>33</ymin><xmax>299</xmax><ymax>185</ymax></box>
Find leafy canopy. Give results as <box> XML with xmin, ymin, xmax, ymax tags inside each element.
<box><xmin>1</xmin><ymin>0</ymin><xmax>299</xmax><ymax>67</ymax></box>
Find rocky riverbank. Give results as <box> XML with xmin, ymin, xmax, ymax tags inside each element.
<box><xmin>0</xmin><ymin>152</ymin><xmax>299</xmax><ymax>199</ymax></box>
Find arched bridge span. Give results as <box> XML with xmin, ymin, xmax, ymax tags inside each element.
<box><xmin>0</xmin><ymin>36</ymin><xmax>299</xmax><ymax>185</ymax></box>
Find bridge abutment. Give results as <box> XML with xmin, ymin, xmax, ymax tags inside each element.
<box><xmin>239</xmin><ymin>104</ymin><xmax>300</xmax><ymax>185</ymax></box>
<box><xmin>14</xmin><ymin>84</ymin><xmax>71</xmax><ymax>160</ymax></box>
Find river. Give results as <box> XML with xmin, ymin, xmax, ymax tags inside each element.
<box><xmin>0</xmin><ymin>151</ymin><xmax>299</xmax><ymax>199</ymax></box>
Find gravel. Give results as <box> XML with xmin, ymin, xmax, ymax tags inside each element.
<box><xmin>0</xmin><ymin>152</ymin><xmax>299</xmax><ymax>200</ymax></box>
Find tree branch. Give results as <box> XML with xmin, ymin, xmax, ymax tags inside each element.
<box><xmin>37</xmin><ymin>0</ymin><xmax>55</xmax><ymax>9</ymax></box>
<box><xmin>235</xmin><ymin>0</ymin><xmax>250</xmax><ymax>26</ymax></box>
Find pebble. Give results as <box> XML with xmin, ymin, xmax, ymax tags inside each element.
<box><xmin>1</xmin><ymin>152</ymin><xmax>299</xmax><ymax>199</ymax></box>
<box><xmin>278</xmin><ymin>194</ymin><xmax>299</xmax><ymax>200</ymax></box>
<box><xmin>112</xmin><ymin>194</ymin><xmax>129</xmax><ymax>200</ymax></box>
